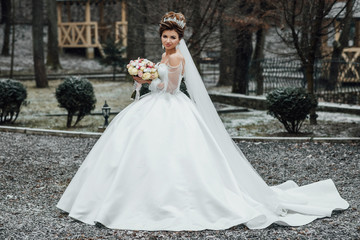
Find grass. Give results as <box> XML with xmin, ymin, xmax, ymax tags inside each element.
<box><xmin>21</xmin><ymin>79</ymin><xmax>134</xmax><ymax>114</ymax></box>
<box><xmin>4</xmin><ymin>79</ymin><xmax>360</xmax><ymax>137</ymax></box>
<box><xmin>220</xmin><ymin>111</ymin><xmax>360</xmax><ymax>137</ymax></box>
<box><xmin>10</xmin><ymin>79</ymin><xmax>134</xmax><ymax>132</ymax></box>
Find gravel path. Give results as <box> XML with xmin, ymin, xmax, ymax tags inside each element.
<box><xmin>0</xmin><ymin>132</ymin><xmax>359</xmax><ymax>239</ymax></box>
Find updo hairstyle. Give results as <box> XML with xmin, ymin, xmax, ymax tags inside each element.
<box><xmin>159</xmin><ymin>12</ymin><xmax>186</xmax><ymax>39</ymax></box>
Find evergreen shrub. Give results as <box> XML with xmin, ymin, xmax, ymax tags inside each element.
<box><xmin>266</xmin><ymin>87</ymin><xmax>318</xmax><ymax>133</ymax></box>
<box><xmin>56</xmin><ymin>76</ymin><xmax>96</xmax><ymax>127</ymax></box>
<box><xmin>0</xmin><ymin>79</ymin><xmax>27</xmax><ymax>124</ymax></box>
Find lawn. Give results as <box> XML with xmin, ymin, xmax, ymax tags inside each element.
<box><xmin>11</xmin><ymin>79</ymin><xmax>134</xmax><ymax>132</ymax></box>
<box><xmin>4</xmin><ymin>79</ymin><xmax>360</xmax><ymax>137</ymax></box>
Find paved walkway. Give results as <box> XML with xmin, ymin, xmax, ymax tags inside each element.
<box><xmin>0</xmin><ymin>132</ymin><xmax>359</xmax><ymax>239</ymax></box>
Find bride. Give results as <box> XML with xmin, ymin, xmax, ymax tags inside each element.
<box><xmin>57</xmin><ymin>12</ymin><xmax>349</xmax><ymax>231</ymax></box>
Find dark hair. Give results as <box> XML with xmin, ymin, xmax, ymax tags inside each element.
<box><xmin>159</xmin><ymin>11</ymin><xmax>186</xmax><ymax>39</ymax></box>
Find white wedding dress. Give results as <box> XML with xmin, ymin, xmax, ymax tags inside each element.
<box><xmin>57</xmin><ymin>40</ymin><xmax>349</xmax><ymax>231</ymax></box>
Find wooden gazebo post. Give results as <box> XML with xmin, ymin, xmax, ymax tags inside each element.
<box><xmin>115</xmin><ymin>0</ymin><xmax>128</xmax><ymax>56</ymax></box>
<box><xmin>57</xmin><ymin>2</ymin><xmax>62</xmax><ymax>41</ymax></box>
<box><xmin>121</xmin><ymin>0</ymin><xmax>127</xmax><ymax>48</ymax></box>
<box><xmin>85</xmin><ymin>0</ymin><xmax>94</xmax><ymax>59</ymax></box>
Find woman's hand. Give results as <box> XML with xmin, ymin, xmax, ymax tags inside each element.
<box><xmin>133</xmin><ymin>76</ymin><xmax>151</xmax><ymax>84</ymax></box>
<box><xmin>157</xmin><ymin>82</ymin><xmax>164</xmax><ymax>89</ymax></box>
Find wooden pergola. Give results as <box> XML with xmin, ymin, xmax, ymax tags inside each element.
<box><xmin>322</xmin><ymin>1</ymin><xmax>360</xmax><ymax>82</ymax></box>
<box><xmin>56</xmin><ymin>0</ymin><xmax>127</xmax><ymax>59</ymax></box>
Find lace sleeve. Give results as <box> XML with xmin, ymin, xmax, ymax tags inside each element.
<box><xmin>166</xmin><ymin>62</ymin><xmax>183</xmax><ymax>93</ymax></box>
<box><xmin>149</xmin><ymin>78</ymin><xmax>162</xmax><ymax>92</ymax></box>
<box><xmin>149</xmin><ymin>59</ymin><xmax>184</xmax><ymax>94</ymax></box>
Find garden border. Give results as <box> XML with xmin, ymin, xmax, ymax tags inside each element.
<box><xmin>209</xmin><ymin>93</ymin><xmax>360</xmax><ymax>115</ymax></box>
<box><xmin>0</xmin><ymin>126</ymin><xmax>101</xmax><ymax>138</ymax></box>
<box><xmin>1</xmin><ymin>126</ymin><xmax>359</xmax><ymax>142</ymax></box>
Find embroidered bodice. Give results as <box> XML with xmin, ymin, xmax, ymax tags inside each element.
<box><xmin>149</xmin><ymin>60</ymin><xmax>184</xmax><ymax>94</ymax></box>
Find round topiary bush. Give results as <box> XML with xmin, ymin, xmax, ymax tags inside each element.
<box><xmin>55</xmin><ymin>76</ymin><xmax>96</xmax><ymax>127</ymax></box>
<box><xmin>0</xmin><ymin>79</ymin><xmax>27</xmax><ymax>124</ymax></box>
<box><xmin>266</xmin><ymin>87</ymin><xmax>318</xmax><ymax>133</ymax></box>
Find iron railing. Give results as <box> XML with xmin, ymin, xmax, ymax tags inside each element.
<box><xmin>190</xmin><ymin>58</ymin><xmax>360</xmax><ymax>104</ymax></box>
<box><xmin>248</xmin><ymin>58</ymin><xmax>360</xmax><ymax>104</ymax></box>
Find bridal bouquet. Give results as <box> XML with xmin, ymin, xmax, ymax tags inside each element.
<box><xmin>127</xmin><ymin>58</ymin><xmax>159</xmax><ymax>100</ymax></box>
<box><xmin>127</xmin><ymin>58</ymin><xmax>159</xmax><ymax>81</ymax></box>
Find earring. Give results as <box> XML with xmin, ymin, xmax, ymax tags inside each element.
<box><xmin>162</xmin><ymin>45</ymin><xmax>165</xmax><ymax>50</ymax></box>
<box><xmin>176</xmin><ymin>44</ymin><xmax>179</xmax><ymax>50</ymax></box>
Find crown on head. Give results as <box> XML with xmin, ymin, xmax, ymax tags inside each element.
<box><xmin>163</xmin><ymin>17</ymin><xmax>186</xmax><ymax>29</ymax></box>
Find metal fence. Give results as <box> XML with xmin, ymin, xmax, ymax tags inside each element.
<box><xmin>200</xmin><ymin>61</ymin><xmax>220</xmax><ymax>87</ymax></box>
<box><xmin>249</xmin><ymin>58</ymin><xmax>305</xmax><ymax>93</ymax></box>
<box><xmin>249</xmin><ymin>58</ymin><xmax>360</xmax><ymax>105</ymax></box>
<box><xmin>198</xmin><ymin>58</ymin><xmax>360</xmax><ymax>104</ymax></box>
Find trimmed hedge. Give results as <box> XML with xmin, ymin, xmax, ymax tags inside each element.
<box><xmin>266</xmin><ymin>88</ymin><xmax>318</xmax><ymax>133</ymax></box>
<box><xmin>0</xmin><ymin>79</ymin><xmax>27</xmax><ymax>124</ymax></box>
<box><xmin>56</xmin><ymin>76</ymin><xmax>96</xmax><ymax>127</ymax></box>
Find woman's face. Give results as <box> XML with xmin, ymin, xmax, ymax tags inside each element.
<box><xmin>161</xmin><ymin>30</ymin><xmax>180</xmax><ymax>50</ymax></box>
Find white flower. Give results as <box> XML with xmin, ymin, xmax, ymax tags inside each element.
<box><xmin>142</xmin><ymin>72</ymin><xmax>151</xmax><ymax>80</ymax></box>
<box><xmin>128</xmin><ymin>67</ymin><xmax>138</xmax><ymax>75</ymax></box>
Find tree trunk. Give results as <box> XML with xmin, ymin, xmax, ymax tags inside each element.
<box><xmin>32</xmin><ymin>0</ymin><xmax>48</xmax><ymax>88</ymax></box>
<box><xmin>188</xmin><ymin>0</ymin><xmax>202</xmax><ymax>70</ymax></box>
<box><xmin>305</xmin><ymin>62</ymin><xmax>318</xmax><ymax>125</ymax></box>
<box><xmin>218</xmin><ymin>17</ymin><xmax>236</xmax><ymax>86</ymax></box>
<box><xmin>1</xmin><ymin>0</ymin><xmax>7</xmax><ymax>23</ymax></box>
<box><xmin>328</xmin><ymin>43</ymin><xmax>343</xmax><ymax>90</ymax></box>
<box><xmin>66</xmin><ymin>113</ymin><xmax>73</xmax><ymax>128</ymax></box>
<box><xmin>1</xmin><ymin>0</ymin><xmax>11</xmax><ymax>56</ymax></box>
<box><xmin>304</xmin><ymin>0</ymin><xmax>326</xmax><ymax>125</ymax></box>
<box><xmin>9</xmin><ymin>0</ymin><xmax>15</xmax><ymax>78</ymax></box>
<box><xmin>113</xmin><ymin>64</ymin><xmax>116</xmax><ymax>81</ymax></box>
<box><xmin>251</xmin><ymin>27</ymin><xmax>266</xmax><ymax>95</ymax></box>
<box><xmin>233</xmin><ymin>28</ymin><xmax>252</xmax><ymax>94</ymax></box>
<box><xmin>46</xmin><ymin>0</ymin><xmax>61</xmax><ymax>70</ymax></box>
<box><xmin>328</xmin><ymin>0</ymin><xmax>354</xmax><ymax>90</ymax></box>
<box><xmin>126</xmin><ymin>0</ymin><xmax>146</xmax><ymax>60</ymax></box>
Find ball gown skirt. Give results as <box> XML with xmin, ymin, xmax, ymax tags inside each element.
<box><xmin>56</xmin><ymin>90</ymin><xmax>349</xmax><ymax>231</ymax></box>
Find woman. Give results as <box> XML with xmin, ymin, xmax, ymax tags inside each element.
<box><xmin>57</xmin><ymin>12</ymin><xmax>348</xmax><ymax>231</ymax></box>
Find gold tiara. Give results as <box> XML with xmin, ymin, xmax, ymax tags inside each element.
<box><xmin>163</xmin><ymin>17</ymin><xmax>186</xmax><ymax>29</ymax></box>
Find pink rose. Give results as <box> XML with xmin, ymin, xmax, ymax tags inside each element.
<box><xmin>138</xmin><ymin>70</ymin><xmax>143</xmax><ymax>77</ymax></box>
